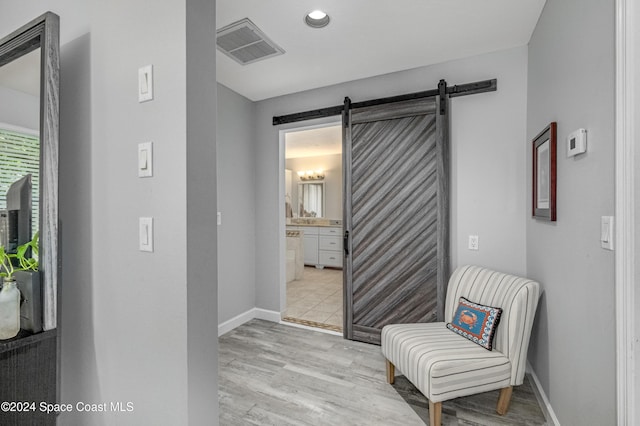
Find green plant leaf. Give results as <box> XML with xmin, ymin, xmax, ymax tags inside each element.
<box><xmin>0</xmin><ymin>230</ymin><xmax>39</xmax><ymax>277</ymax></box>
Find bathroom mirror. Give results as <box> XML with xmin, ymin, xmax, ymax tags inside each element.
<box><xmin>0</xmin><ymin>12</ymin><xmax>60</xmax><ymax>332</ymax></box>
<box><xmin>298</xmin><ymin>182</ymin><xmax>325</xmax><ymax>218</ymax></box>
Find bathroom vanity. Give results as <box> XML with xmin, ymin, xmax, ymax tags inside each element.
<box><xmin>286</xmin><ymin>223</ymin><xmax>343</xmax><ymax>269</ymax></box>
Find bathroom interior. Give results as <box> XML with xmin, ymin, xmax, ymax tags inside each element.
<box><xmin>283</xmin><ymin>124</ymin><xmax>344</xmax><ymax>333</ymax></box>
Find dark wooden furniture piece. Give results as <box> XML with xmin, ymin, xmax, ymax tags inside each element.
<box><xmin>0</xmin><ymin>331</ymin><xmax>57</xmax><ymax>425</ymax></box>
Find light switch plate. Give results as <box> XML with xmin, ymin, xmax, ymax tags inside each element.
<box><xmin>139</xmin><ymin>217</ymin><xmax>154</xmax><ymax>252</ymax></box>
<box><xmin>601</xmin><ymin>216</ymin><xmax>614</xmax><ymax>250</ymax></box>
<box><xmin>138</xmin><ymin>142</ymin><xmax>153</xmax><ymax>177</ymax></box>
<box><xmin>138</xmin><ymin>64</ymin><xmax>154</xmax><ymax>102</ymax></box>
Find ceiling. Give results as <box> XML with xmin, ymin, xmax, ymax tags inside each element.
<box><xmin>285</xmin><ymin>125</ymin><xmax>342</xmax><ymax>159</ymax></box>
<box><xmin>217</xmin><ymin>0</ymin><xmax>546</xmax><ymax>102</ymax></box>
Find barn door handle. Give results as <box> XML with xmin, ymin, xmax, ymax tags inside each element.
<box><xmin>344</xmin><ymin>230</ymin><xmax>350</xmax><ymax>256</ymax></box>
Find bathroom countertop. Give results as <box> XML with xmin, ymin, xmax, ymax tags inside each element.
<box><xmin>287</xmin><ymin>219</ymin><xmax>342</xmax><ymax>228</ymax></box>
<box><xmin>287</xmin><ymin>223</ymin><xmax>341</xmax><ymax>228</ymax></box>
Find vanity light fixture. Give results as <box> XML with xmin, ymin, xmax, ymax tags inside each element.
<box><xmin>304</xmin><ymin>10</ymin><xmax>330</xmax><ymax>28</ymax></box>
<box><xmin>297</xmin><ymin>169</ymin><xmax>325</xmax><ymax>181</ymax></box>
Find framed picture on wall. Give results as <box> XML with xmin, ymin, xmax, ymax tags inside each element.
<box><xmin>532</xmin><ymin>122</ymin><xmax>557</xmax><ymax>221</ymax></box>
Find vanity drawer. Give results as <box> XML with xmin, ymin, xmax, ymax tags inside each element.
<box><xmin>297</xmin><ymin>226</ymin><xmax>319</xmax><ymax>235</ymax></box>
<box><xmin>319</xmin><ymin>227</ymin><xmax>341</xmax><ymax>236</ymax></box>
<box><xmin>319</xmin><ymin>235</ymin><xmax>342</xmax><ymax>251</ymax></box>
<box><xmin>319</xmin><ymin>251</ymin><xmax>343</xmax><ymax>268</ymax></box>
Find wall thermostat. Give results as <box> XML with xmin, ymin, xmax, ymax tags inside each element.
<box><xmin>567</xmin><ymin>128</ymin><xmax>587</xmax><ymax>157</ymax></box>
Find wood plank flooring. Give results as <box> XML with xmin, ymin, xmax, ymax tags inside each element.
<box><xmin>219</xmin><ymin>320</ymin><xmax>547</xmax><ymax>425</ymax></box>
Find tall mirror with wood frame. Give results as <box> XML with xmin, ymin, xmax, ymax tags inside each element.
<box><xmin>0</xmin><ymin>12</ymin><xmax>60</xmax><ymax>423</ymax></box>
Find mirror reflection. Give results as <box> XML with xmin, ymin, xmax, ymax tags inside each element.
<box><xmin>298</xmin><ymin>182</ymin><xmax>325</xmax><ymax>218</ymax></box>
<box><xmin>0</xmin><ymin>48</ymin><xmax>40</xmax><ymax>251</ymax></box>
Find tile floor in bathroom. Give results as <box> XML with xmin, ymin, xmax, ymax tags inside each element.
<box><xmin>283</xmin><ymin>266</ymin><xmax>343</xmax><ymax>332</ymax></box>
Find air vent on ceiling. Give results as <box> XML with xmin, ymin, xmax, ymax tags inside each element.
<box><xmin>216</xmin><ymin>18</ymin><xmax>285</xmax><ymax>65</ymax></box>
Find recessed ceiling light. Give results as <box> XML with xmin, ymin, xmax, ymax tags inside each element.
<box><xmin>308</xmin><ymin>10</ymin><xmax>327</xmax><ymax>20</ymax></box>
<box><xmin>305</xmin><ymin>10</ymin><xmax>330</xmax><ymax>28</ymax></box>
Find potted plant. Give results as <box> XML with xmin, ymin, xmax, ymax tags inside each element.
<box><xmin>0</xmin><ymin>232</ymin><xmax>39</xmax><ymax>339</ymax></box>
<box><xmin>0</xmin><ymin>231</ymin><xmax>39</xmax><ymax>281</ymax></box>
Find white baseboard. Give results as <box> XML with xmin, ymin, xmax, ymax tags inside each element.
<box><xmin>254</xmin><ymin>308</ymin><xmax>282</xmax><ymax>323</ymax></box>
<box><xmin>527</xmin><ymin>362</ymin><xmax>561</xmax><ymax>426</ymax></box>
<box><xmin>218</xmin><ymin>308</ymin><xmax>281</xmax><ymax>336</ymax></box>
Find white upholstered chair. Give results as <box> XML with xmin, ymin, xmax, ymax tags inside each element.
<box><xmin>381</xmin><ymin>265</ymin><xmax>540</xmax><ymax>426</ymax></box>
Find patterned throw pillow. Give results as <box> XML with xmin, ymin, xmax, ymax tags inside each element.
<box><xmin>446</xmin><ymin>297</ymin><xmax>502</xmax><ymax>350</ymax></box>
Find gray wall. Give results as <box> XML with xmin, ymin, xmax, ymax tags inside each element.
<box><xmin>286</xmin><ymin>153</ymin><xmax>342</xmax><ymax>220</ymax></box>
<box><xmin>59</xmin><ymin>32</ymin><xmax>101</xmax><ymax>422</ymax></box>
<box><xmin>186</xmin><ymin>0</ymin><xmax>218</xmax><ymax>422</ymax></box>
<box><xmin>1</xmin><ymin>1</ymin><xmax>219</xmax><ymax>424</ymax></box>
<box><xmin>217</xmin><ymin>83</ymin><xmax>256</xmax><ymax>324</ymax></box>
<box><xmin>526</xmin><ymin>0</ymin><xmax>616</xmax><ymax>424</ymax></box>
<box><xmin>0</xmin><ymin>87</ymin><xmax>39</xmax><ymax>130</ymax></box>
<box><xmin>91</xmin><ymin>0</ymin><xmax>191</xmax><ymax>422</ymax></box>
<box><xmin>635</xmin><ymin>1</ymin><xmax>640</xmax><ymax>411</ymax></box>
<box><xmin>254</xmin><ymin>46</ymin><xmax>529</xmax><ymax>313</ymax></box>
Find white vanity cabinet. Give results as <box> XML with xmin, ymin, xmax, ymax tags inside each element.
<box><xmin>318</xmin><ymin>227</ymin><xmax>343</xmax><ymax>268</ymax></box>
<box><xmin>286</xmin><ymin>225</ymin><xmax>343</xmax><ymax>269</ymax></box>
<box><xmin>301</xmin><ymin>227</ymin><xmax>319</xmax><ymax>266</ymax></box>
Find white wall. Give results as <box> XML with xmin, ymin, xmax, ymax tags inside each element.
<box><xmin>1</xmin><ymin>1</ymin><xmax>219</xmax><ymax>424</ymax></box>
<box><xmin>0</xmin><ymin>87</ymin><xmax>39</xmax><ymax>130</ymax></box>
<box><xmin>217</xmin><ymin>83</ymin><xmax>256</xmax><ymax>324</ymax></box>
<box><xmin>526</xmin><ymin>0</ymin><xmax>616</xmax><ymax>424</ymax></box>
<box><xmin>286</xmin><ymin>153</ymin><xmax>342</xmax><ymax>220</ymax></box>
<box><xmin>253</xmin><ymin>46</ymin><xmax>529</xmax><ymax>313</ymax></box>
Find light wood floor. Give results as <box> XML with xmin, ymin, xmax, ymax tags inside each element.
<box><xmin>219</xmin><ymin>319</ymin><xmax>548</xmax><ymax>425</ymax></box>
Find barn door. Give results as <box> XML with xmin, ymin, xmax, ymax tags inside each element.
<box><xmin>343</xmin><ymin>96</ymin><xmax>449</xmax><ymax>344</ymax></box>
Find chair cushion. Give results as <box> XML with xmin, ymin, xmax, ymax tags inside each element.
<box><xmin>446</xmin><ymin>297</ymin><xmax>502</xmax><ymax>350</ymax></box>
<box><xmin>381</xmin><ymin>322</ymin><xmax>511</xmax><ymax>402</ymax></box>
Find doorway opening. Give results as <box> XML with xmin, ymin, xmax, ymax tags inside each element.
<box><xmin>280</xmin><ymin>122</ymin><xmax>344</xmax><ymax>333</ymax></box>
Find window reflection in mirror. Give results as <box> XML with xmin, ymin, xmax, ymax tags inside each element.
<box><xmin>298</xmin><ymin>182</ymin><xmax>325</xmax><ymax>218</ymax></box>
<box><xmin>0</xmin><ymin>48</ymin><xmax>40</xmax><ymax>249</ymax></box>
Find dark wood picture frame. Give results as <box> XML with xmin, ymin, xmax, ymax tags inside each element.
<box><xmin>532</xmin><ymin>122</ymin><xmax>557</xmax><ymax>221</ymax></box>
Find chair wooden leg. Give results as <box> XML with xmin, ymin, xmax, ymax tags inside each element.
<box><xmin>496</xmin><ymin>386</ymin><xmax>513</xmax><ymax>415</ymax></box>
<box><xmin>429</xmin><ymin>400</ymin><xmax>442</xmax><ymax>426</ymax></box>
<box><xmin>385</xmin><ymin>359</ymin><xmax>395</xmax><ymax>384</ymax></box>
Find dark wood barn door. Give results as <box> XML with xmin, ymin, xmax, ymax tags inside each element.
<box><xmin>343</xmin><ymin>97</ymin><xmax>449</xmax><ymax>344</ymax></box>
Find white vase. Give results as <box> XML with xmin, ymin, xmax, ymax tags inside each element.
<box><xmin>0</xmin><ymin>280</ymin><xmax>20</xmax><ymax>339</ymax></box>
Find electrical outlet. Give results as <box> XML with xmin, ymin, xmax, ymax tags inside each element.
<box><xmin>468</xmin><ymin>235</ymin><xmax>479</xmax><ymax>251</ymax></box>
